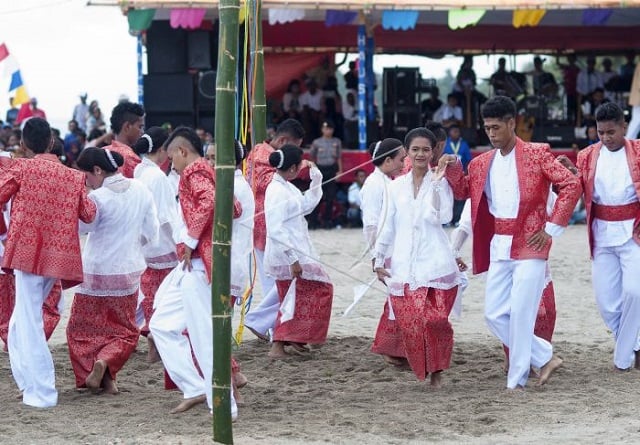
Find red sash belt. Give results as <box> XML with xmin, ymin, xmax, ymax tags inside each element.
<box><xmin>592</xmin><ymin>201</ymin><xmax>640</xmax><ymax>222</ymax></box>
<box><xmin>494</xmin><ymin>217</ymin><xmax>518</xmax><ymax>235</ymax></box>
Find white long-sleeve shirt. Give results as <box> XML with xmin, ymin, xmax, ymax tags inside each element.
<box><xmin>264</xmin><ymin>166</ymin><xmax>330</xmax><ymax>283</ymax></box>
<box><xmin>134</xmin><ymin>157</ymin><xmax>179</xmax><ymax>269</ymax></box>
<box><xmin>79</xmin><ymin>174</ymin><xmax>159</xmax><ymax>296</ymax></box>
<box><xmin>593</xmin><ymin>146</ymin><xmax>638</xmax><ymax>248</ymax></box>
<box><xmin>375</xmin><ymin>171</ymin><xmax>460</xmax><ymax>296</ymax></box>
<box><xmin>360</xmin><ymin>167</ymin><xmax>391</xmax><ymax>256</ymax></box>
<box><xmin>231</xmin><ymin>169</ymin><xmax>256</xmax><ymax>297</ymax></box>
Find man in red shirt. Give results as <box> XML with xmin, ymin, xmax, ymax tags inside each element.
<box><xmin>102</xmin><ymin>101</ymin><xmax>144</xmax><ymax>178</ymax></box>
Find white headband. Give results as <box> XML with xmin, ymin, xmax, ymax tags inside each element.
<box><xmin>372</xmin><ymin>140</ymin><xmax>382</xmax><ymax>159</ymax></box>
<box><xmin>104</xmin><ymin>149</ymin><xmax>118</xmax><ymax>169</ymax></box>
<box><xmin>141</xmin><ymin>134</ymin><xmax>153</xmax><ymax>153</ymax></box>
<box><xmin>276</xmin><ymin>150</ymin><xmax>285</xmax><ymax>169</ymax></box>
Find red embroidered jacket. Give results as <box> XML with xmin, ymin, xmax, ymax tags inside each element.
<box><xmin>576</xmin><ymin>139</ymin><xmax>640</xmax><ymax>257</ymax></box>
<box><xmin>0</xmin><ymin>154</ymin><xmax>97</xmax><ymax>288</ymax></box>
<box><xmin>103</xmin><ymin>140</ymin><xmax>141</xmax><ymax>179</ymax></box>
<box><xmin>246</xmin><ymin>142</ymin><xmax>275</xmax><ymax>251</ymax></box>
<box><xmin>178</xmin><ymin>158</ymin><xmax>242</xmax><ymax>282</ymax></box>
<box><xmin>447</xmin><ymin>138</ymin><xmax>582</xmax><ymax>274</ymax></box>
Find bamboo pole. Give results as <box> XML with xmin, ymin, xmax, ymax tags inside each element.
<box><xmin>212</xmin><ymin>0</ymin><xmax>239</xmax><ymax>443</ymax></box>
<box><xmin>249</xmin><ymin>0</ymin><xmax>266</xmax><ymax>146</ymax></box>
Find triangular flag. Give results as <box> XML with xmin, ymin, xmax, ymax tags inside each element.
<box><xmin>448</xmin><ymin>9</ymin><xmax>486</xmax><ymax>30</ymax></box>
<box><xmin>268</xmin><ymin>8</ymin><xmax>305</xmax><ymax>25</ymax></box>
<box><xmin>582</xmin><ymin>9</ymin><xmax>613</xmax><ymax>26</ymax></box>
<box><xmin>170</xmin><ymin>8</ymin><xmax>206</xmax><ymax>29</ymax></box>
<box><xmin>382</xmin><ymin>10</ymin><xmax>419</xmax><ymax>31</ymax></box>
<box><xmin>513</xmin><ymin>10</ymin><xmax>546</xmax><ymax>28</ymax></box>
<box><xmin>127</xmin><ymin>9</ymin><xmax>155</xmax><ymax>32</ymax></box>
<box><xmin>9</xmin><ymin>70</ymin><xmax>24</xmax><ymax>91</ymax></box>
<box><xmin>2</xmin><ymin>54</ymin><xmax>19</xmax><ymax>78</ymax></box>
<box><xmin>343</xmin><ymin>277</ymin><xmax>377</xmax><ymax>317</ymax></box>
<box><xmin>0</xmin><ymin>43</ymin><xmax>9</xmax><ymax>63</ymax></box>
<box><xmin>12</xmin><ymin>85</ymin><xmax>29</xmax><ymax>106</ymax></box>
<box><xmin>325</xmin><ymin>10</ymin><xmax>358</xmax><ymax>27</ymax></box>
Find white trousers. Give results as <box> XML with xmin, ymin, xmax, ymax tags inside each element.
<box><xmin>150</xmin><ymin>262</ymin><xmax>236</xmax><ymax>417</ymax></box>
<box><xmin>485</xmin><ymin>259</ymin><xmax>553</xmax><ymax>388</ymax></box>
<box><xmin>626</xmin><ymin>105</ymin><xmax>640</xmax><ymax>139</ymax></box>
<box><xmin>9</xmin><ymin>270</ymin><xmax>57</xmax><ymax>408</ymax></box>
<box><xmin>244</xmin><ymin>249</ymin><xmax>279</xmax><ymax>336</ymax></box>
<box><xmin>593</xmin><ymin>238</ymin><xmax>640</xmax><ymax>369</ymax></box>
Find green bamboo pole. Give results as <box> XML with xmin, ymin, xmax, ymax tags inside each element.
<box><xmin>212</xmin><ymin>0</ymin><xmax>239</xmax><ymax>443</ymax></box>
<box><xmin>250</xmin><ymin>0</ymin><xmax>266</xmax><ymax>146</ymax></box>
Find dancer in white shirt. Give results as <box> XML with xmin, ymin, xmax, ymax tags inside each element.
<box><xmin>374</xmin><ymin>128</ymin><xmax>462</xmax><ymax>387</ymax></box>
<box><xmin>360</xmin><ymin>138</ymin><xmax>408</xmax><ymax>365</ymax></box>
<box><xmin>576</xmin><ymin>102</ymin><xmax>640</xmax><ymax>370</ymax></box>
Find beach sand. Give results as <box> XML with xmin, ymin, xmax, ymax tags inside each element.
<box><xmin>1</xmin><ymin>225</ymin><xmax>639</xmax><ymax>444</ymax></box>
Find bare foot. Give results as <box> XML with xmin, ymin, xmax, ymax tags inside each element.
<box><xmin>235</xmin><ymin>372</ymin><xmax>248</xmax><ymax>389</ymax></box>
<box><xmin>285</xmin><ymin>342</ymin><xmax>310</xmax><ymax>353</ymax></box>
<box><xmin>506</xmin><ymin>385</ymin><xmax>526</xmax><ymax>392</ymax></box>
<box><xmin>147</xmin><ymin>334</ymin><xmax>161</xmax><ymax>364</ymax></box>
<box><xmin>102</xmin><ymin>372</ymin><xmax>119</xmax><ymax>395</ymax></box>
<box><xmin>529</xmin><ymin>366</ymin><xmax>540</xmax><ymax>379</ymax></box>
<box><xmin>170</xmin><ymin>394</ymin><xmax>206</xmax><ymax>414</ymax></box>
<box><xmin>430</xmin><ymin>371</ymin><xmax>443</xmax><ymax>388</ymax></box>
<box><xmin>268</xmin><ymin>341</ymin><xmax>289</xmax><ymax>359</ymax></box>
<box><xmin>383</xmin><ymin>355</ymin><xmax>405</xmax><ymax>367</ymax></box>
<box><xmin>537</xmin><ymin>355</ymin><xmax>563</xmax><ymax>386</ymax></box>
<box><xmin>86</xmin><ymin>359</ymin><xmax>108</xmax><ymax>390</ymax></box>
<box><xmin>247</xmin><ymin>326</ymin><xmax>269</xmax><ymax>342</ymax></box>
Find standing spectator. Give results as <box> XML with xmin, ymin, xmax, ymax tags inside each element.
<box><xmin>341</xmin><ymin>90</ymin><xmax>358</xmax><ymax>149</ymax></box>
<box><xmin>344</xmin><ymin>61</ymin><xmax>358</xmax><ymax>91</ymax></box>
<box><xmin>347</xmin><ymin>169</ymin><xmax>366</xmax><ymax>228</ymax></box>
<box><xmin>421</xmin><ymin>87</ymin><xmax>443</xmax><ymax>123</ymax></box>
<box><xmin>73</xmin><ymin>93</ymin><xmax>90</xmax><ymax>131</ymax></box>
<box><xmin>443</xmin><ymin>124</ymin><xmax>472</xmax><ymax>226</ymax></box>
<box><xmin>309</xmin><ymin>120</ymin><xmax>343</xmax><ymax>229</ymax></box>
<box><xmin>530</xmin><ymin>56</ymin><xmax>557</xmax><ymax>98</ymax></box>
<box><xmin>322</xmin><ymin>76</ymin><xmax>344</xmax><ymax>140</ymax></box>
<box><xmin>86</xmin><ymin>106</ymin><xmax>106</xmax><ymax>135</ymax></box>
<box><xmin>102</xmin><ymin>102</ymin><xmax>144</xmax><ymax>178</ymax></box>
<box><xmin>577</xmin><ymin>56</ymin><xmax>604</xmax><ymax>126</ymax></box>
<box><xmin>581</xmin><ymin>88</ymin><xmax>609</xmax><ymax>126</ymax></box>
<box><xmin>619</xmin><ymin>51</ymin><xmax>636</xmax><ymax>92</ymax></box>
<box><xmin>557</xmin><ymin>54</ymin><xmax>581</xmax><ymax>124</ymax></box>
<box><xmin>601</xmin><ymin>58</ymin><xmax>620</xmax><ymax>101</ymax></box>
<box><xmin>15</xmin><ymin>98</ymin><xmax>46</xmax><ymax>126</ymax></box>
<box><xmin>5</xmin><ymin>98</ymin><xmax>18</xmax><ymax>127</ymax></box>
<box><xmin>300</xmin><ymin>78</ymin><xmax>324</xmax><ymax>144</ymax></box>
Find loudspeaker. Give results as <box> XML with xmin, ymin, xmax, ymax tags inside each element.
<box><xmin>532</xmin><ymin>125</ymin><xmax>575</xmax><ymax>147</ymax></box>
<box><xmin>143</xmin><ymin>74</ymin><xmax>194</xmax><ymax>113</ymax></box>
<box><xmin>146</xmin><ymin>21</ymin><xmax>187</xmax><ymax>74</ymax></box>
<box><xmin>383</xmin><ymin>108</ymin><xmax>420</xmax><ymax>140</ymax></box>
<box><xmin>187</xmin><ymin>31</ymin><xmax>212</xmax><ymax>70</ymax></box>
<box><xmin>384</xmin><ymin>68</ymin><xmax>420</xmax><ymax>107</ymax></box>
<box><xmin>196</xmin><ymin>70</ymin><xmax>216</xmax><ymax>112</ymax></box>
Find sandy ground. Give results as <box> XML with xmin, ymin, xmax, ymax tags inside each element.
<box><xmin>1</xmin><ymin>225</ymin><xmax>639</xmax><ymax>444</ymax></box>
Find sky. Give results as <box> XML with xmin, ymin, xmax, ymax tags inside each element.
<box><xmin>0</xmin><ymin>0</ymin><xmax>533</xmax><ymax>133</ymax></box>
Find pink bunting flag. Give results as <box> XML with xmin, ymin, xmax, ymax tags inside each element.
<box><xmin>170</xmin><ymin>8</ymin><xmax>206</xmax><ymax>30</ymax></box>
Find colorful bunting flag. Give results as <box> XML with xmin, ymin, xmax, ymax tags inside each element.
<box><xmin>170</xmin><ymin>8</ymin><xmax>206</xmax><ymax>29</ymax></box>
<box><xmin>325</xmin><ymin>10</ymin><xmax>358</xmax><ymax>27</ymax></box>
<box><xmin>9</xmin><ymin>70</ymin><xmax>23</xmax><ymax>91</ymax></box>
<box><xmin>0</xmin><ymin>43</ymin><xmax>30</xmax><ymax>106</ymax></box>
<box><xmin>512</xmin><ymin>9</ymin><xmax>546</xmax><ymax>28</ymax></box>
<box><xmin>127</xmin><ymin>9</ymin><xmax>156</xmax><ymax>32</ymax></box>
<box><xmin>582</xmin><ymin>9</ymin><xmax>613</xmax><ymax>26</ymax></box>
<box><xmin>382</xmin><ymin>10</ymin><xmax>419</xmax><ymax>31</ymax></box>
<box><xmin>0</xmin><ymin>44</ymin><xmax>8</xmax><ymax>63</ymax></box>
<box><xmin>268</xmin><ymin>8</ymin><xmax>305</xmax><ymax>25</ymax></box>
<box><xmin>448</xmin><ymin>9</ymin><xmax>486</xmax><ymax>30</ymax></box>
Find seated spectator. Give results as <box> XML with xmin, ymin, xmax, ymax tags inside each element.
<box><xmin>433</xmin><ymin>94</ymin><xmax>463</xmax><ymax>128</ymax></box>
<box><xmin>581</xmin><ymin>88</ymin><xmax>609</xmax><ymax>126</ymax></box>
<box><xmin>347</xmin><ymin>169</ymin><xmax>366</xmax><ymax>228</ymax></box>
<box><xmin>575</xmin><ymin>124</ymin><xmax>599</xmax><ymax>150</ymax></box>
<box><xmin>282</xmin><ymin>79</ymin><xmax>302</xmax><ymax>120</ymax></box>
<box><xmin>421</xmin><ymin>87</ymin><xmax>443</xmax><ymax>123</ymax></box>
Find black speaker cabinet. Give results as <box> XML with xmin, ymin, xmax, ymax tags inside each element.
<box><xmin>532</xmin><ymin>125</ymin><xmax>575</xmax><ymax>147</ymax></box>
<box><xmin>143</xmin><ymin>73</ymin><xmax>194</xmax><ymax>113</ymax></box>
<box><xmin>146</xmin><ymin>21</ymin><xmax>187</xmax><ymax>74</ymax></box>
<box><xmin>187</xmin><ymin>31</ymin><xmax>212</xmax><ymax>70</ymax></box>
<box><xmin>383</xmin><ymin>67</ymin><xmax>420</xmax><ymax>107</ymax></box>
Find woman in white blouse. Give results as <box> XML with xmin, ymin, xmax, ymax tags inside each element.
<box><xmin>133</xmin><ymin>127</ymin><xmax>179</xmax><ymax>362</ymax></box>
<box><xmin>360</xmin><ymin>138</ymin><xmax>408</xmax><ymax>366</ymax></box>
<box><xmin>374</xmin><ymin>127</ymin><xmax>461</xmax><ymax>387</ymax></box>
<box><xmin>264</xmin><ymin>144</ymin><xmax>333</xmax><ymax>359</ymax></box>
<box><xmin>67</xmin><ymin>147</ymin><xmax>159</xmax><ymax>394</ymax></box>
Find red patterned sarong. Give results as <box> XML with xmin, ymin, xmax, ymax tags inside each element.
<box><xmin>140</xmin><ymin>267</ymin><xmax>172</xmax><ymax>336</ymax></box>
<box><xmin>503</xmin><ymin>281</ymin><xmax>556</xmax><ymax>358</ymax></box>
<box><xmin>371</xmin><ymin>301</ymin><xmax>406</xmax><ymax>358</ymax></box>
<box><xmin>273</xmin><ymin>279</ymin><xmax>333</xmax><ymax>345</ymax></box>
<box><xmin>66</xmin><ymin>292</ymin><xmax>139</xmax><ymax>388</ymax></box>
<box><xmin>391</xmin><ymin>285</ymin><xmax>458</xmax><ymax>381</ymax></box>
<box><xmin>0</xmin><ymin>276</ymin><xmax>62</xmax><ymax>347</ymax></box>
